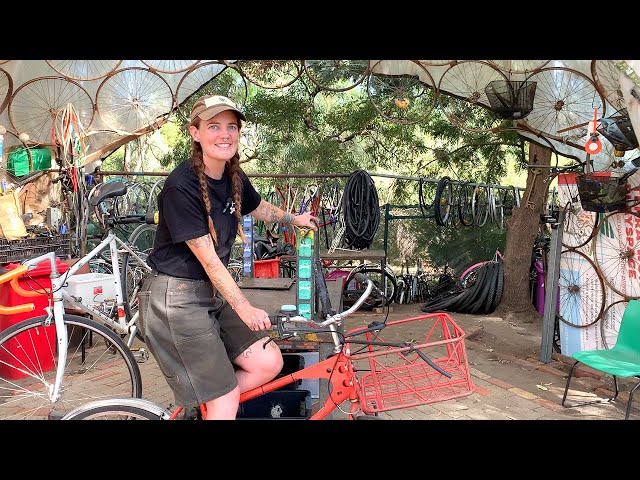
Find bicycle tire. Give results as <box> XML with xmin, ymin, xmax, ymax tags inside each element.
<box><xmin>434</xmin><ymin>176</ymin><xmax>453</xmax><ymax>226</ymax></box>
<box><xmin>62</xmin><ymin>397</ymin><xmax>168</xmax><ymax>420</ymax></box>
<box><xmin>121</xmin><ymin>223</ymin><xmax>156</xmax><ymax>340</ymax></box>
<box><xmin>343</xmin><ymin>266</ymin><xmax>397</xmax><ymax>308</ymax></box>
<box><xmin>0</xmin><ymin>314</ymin><xmax>142</xmax><ymax>420</ymax></box>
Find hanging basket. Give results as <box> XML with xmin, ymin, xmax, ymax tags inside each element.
<box><xmin>484</xmin><ymin>80</ymin><xmax>537</xmax><ymax>120</ymax></box>
<box><xmin>576</xmin><ymin>173</ymin><xmax>629</xmax><ymax>213</ymax></box>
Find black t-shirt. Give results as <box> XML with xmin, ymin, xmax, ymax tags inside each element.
<box><xmin>147</xmin><ymin>159</ymin><xmax>261</xmax><ymax>280</ymax></box>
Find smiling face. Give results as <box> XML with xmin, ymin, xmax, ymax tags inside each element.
<box><xmin>189</xmin><ymin>109</ymin><xmax>240</xmax><ymax>165</ymax></box>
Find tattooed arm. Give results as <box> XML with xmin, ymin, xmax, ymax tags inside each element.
<box><xmin>251</xmin><ymin>199</ymin><xmax>319</xmax><ymax>230</ymax></box>
<box><xmin>185</xmin><ymin>234</ymin><xmax>271</xmax><ymax>331</ymax></box>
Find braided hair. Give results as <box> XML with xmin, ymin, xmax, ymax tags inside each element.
<box><xmin>189</xmin><ymin>117</ymin><xmax>247</xmax><ymax>246</ymax></box>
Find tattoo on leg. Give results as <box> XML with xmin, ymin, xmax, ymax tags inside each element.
<box><xmin>241</xmin><ymin>346</ymin><xmax>253</xmax><ymax>358</ymax></box>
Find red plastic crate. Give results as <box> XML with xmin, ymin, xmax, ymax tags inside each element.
<box><xmin>0</xmin><ymin>259</ymin><xmax>69</xmax><ymax>379</ymax></box>
<box><xmin>254</xmin><ymin>258</ymin><xmax>280</xmax><ymax>278</ymax></box>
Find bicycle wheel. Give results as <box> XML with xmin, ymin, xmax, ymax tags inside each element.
<box><xmin>45</xmin><ymin>60</ymin><xmax>122</xmax><ymax>81</ymax></box>
<box><xmin>457</xmin><ymin>182</ymin><xmax>475</xmax><ymax>227</ymax></box>
<box><xmin>235</xmin><ymin>60</ymin><xmax>303</xmax><ymax>89</ymax></box>
<box><xmin>303</xmin><ymin>60</ymin><xmax>370</xmax><ymax>92</ymax></box>
<box><xmin>367</xmin><ymin>60</ymin><xmax>437</xmax><ymax>126</ymax></box>
<box><xmin>343</xmin><ymin>265</ymin><xmax>397</xmax><ymax>308</ymax></box>
<box><xmin>591</xmin><ymin>60</ymin><xmax>627</xmax><ymax>112</ymax></box>
<box><xmin>141</xmin><ymin>60</ymin><xmax>200</xmax><ymax>74</ymax></box>
<box><xmin>0</xmin><ymin>314</ymin><xmax>142</xmax><ymax>420</ymax></box>
<box><xmin>557</xmin><ymin>176</ymin><xmax>597</xmax><ymax>249</ymax></box>
<box><xmin>0</xmin><ymin>67</ymin><xmax>12</xmax><ymax>115</ymax></box>
<box><xmin>600</xmin><ymin>299</ymin><xmax>628</xmax><ymax>350</ymax></box>
<box><xmin>437</xmin><ymin>60</ymin><xmax>510</xmax><ymax>133</ymax></box>
<box><xmin>121</xmin><ymin>223</ymin><xmax>156</xmax><ymax>333</ymax></box>
<box><xmin>62</xmin><ymin>397</ymin><xmax>168</xmax><ymax>420</ymax></box>
<box><xmin>434</xmin><ymin>176</ymin><xmax>453</xmax><ymax>226</ymax></box>
<box><xmin>522</xmin><ymin>67</ymin><xmax>605</xmax><ymax>141</ymax></box>
<box><xmin>471</xmin><ymin>184</ymin><xmax>490</xmax><ymax>227</ymax></box>
<box><xmin>8</xmin><ymin>76</ymin><xmax>95</xmax><ymax>146</ymax></box>
<box><xmin>488</xmin><ymin>60</ymin><xmax>550</xmax><ymax>74</ymax></box>
<box><xmin>557</xmin><ymin>249</ymin><xmax>605</xmax><ymax>328</ymax></box>
<box><xmin>594</xmin><ymin>211</ymin><xmax>640</xmax><ymax>299</ymax></box>
<box><xmin>95</xmin><ymin>67</ymin><xmax>174</xmax><ymax>135</ymax></box>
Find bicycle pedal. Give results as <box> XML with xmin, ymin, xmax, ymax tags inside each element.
<box><xmin>130</xmin><ymin>347</ymin><xmax>150</xmax><ymax>363</ymax></box>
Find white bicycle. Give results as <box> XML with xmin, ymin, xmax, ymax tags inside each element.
<box><xmin>0</xmin><ymin>181</ymin><xmax>153</xmax><ymax>419</ymax></box>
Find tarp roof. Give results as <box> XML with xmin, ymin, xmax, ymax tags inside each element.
<box><xmin>1</xmin><ymin>59</ymin><xmax>639</xmax><ymax>174</ymax></box>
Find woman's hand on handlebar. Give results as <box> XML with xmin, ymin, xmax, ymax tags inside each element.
<box><xmin>234</xmin><ymin>302</ymin><xmax>273</xmax><ymax>332</ymax></box>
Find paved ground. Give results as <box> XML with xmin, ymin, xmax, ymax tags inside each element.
<box><xmin>134</xmin><ymin>303</ymin><xmax>640</xmax><ymax>421</ymax></box>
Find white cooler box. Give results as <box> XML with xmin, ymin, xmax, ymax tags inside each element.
<box><xmin>63</xmin><ymin>273</ymin><xmax>117</xmax><ymax>308</ymax></box>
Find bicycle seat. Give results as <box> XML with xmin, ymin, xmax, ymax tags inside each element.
<box><xmin>88</xmin><ymin>181</ymin><xmax>128</xmax><ymax>207</ymax></box>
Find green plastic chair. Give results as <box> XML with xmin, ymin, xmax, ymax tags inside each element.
<box><xmin>562</xmin><ymin>299</ymin><xmax>640</xmax><ymax>419</ymax></box>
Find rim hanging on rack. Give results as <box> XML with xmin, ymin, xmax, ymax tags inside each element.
<box><xmin>557</xmin><ymin>249</ymin><xmax>605</xmax><ymax>328</ymax></box>
<box><xmin>8</xmin><ymin>76</ymin><xmax>95</xmax><ymax>146</ymax></box>
<box><xmin>95</xmin><ymin>67</ymin><xmax>174</xmax><ymax>135</ymax></box>
<box><xmin>45</xmin><ymin>60</ymin><xmax>122</xmax><ymax>81</ymax></box>
<box><xmin>367</xmin><ymin>60</ymin><xmax>437</xmax><ymax>126</ymax></box>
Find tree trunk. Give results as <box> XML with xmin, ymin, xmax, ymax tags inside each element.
<box><xmin>495</xmin><ymin>142</ymin><xmax>551</xmax><ymax>324</ymax></box>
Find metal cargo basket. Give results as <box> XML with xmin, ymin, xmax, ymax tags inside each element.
<box><xmin>576</xmin><ymin>172</ymin><xmax>630</xmax><ymax>213</ymax></box>
<box><xmin>484</xmin><ymin>80</ymin><xmax>537</xmax><ymax>120</ymax></box>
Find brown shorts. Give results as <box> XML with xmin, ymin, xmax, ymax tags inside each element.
<box><xmin>137</xmin><ymin>272</ymin><xmax>269</xmax><ymax>407</ymax></box>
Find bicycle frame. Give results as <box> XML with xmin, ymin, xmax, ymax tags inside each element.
<box><xmin>12</xmin><ymin>244</ymin><xmax>147</xmax><ymax>402</ymax></box>
<box><xmin>15</xmin><ymin>229</ymin><xmax>151</xmax><ymax>348</ymax></box>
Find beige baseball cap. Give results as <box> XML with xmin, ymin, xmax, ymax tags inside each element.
<box><xmin>189</xmin><ymin>94</ymin><xmax>246</xmax><ymax>124</ymax></box>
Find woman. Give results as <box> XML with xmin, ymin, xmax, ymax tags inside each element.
<box><xmin>139</xmin><ymin>94</ymin><xmax>319</xmax><ymax>419</ymax></box>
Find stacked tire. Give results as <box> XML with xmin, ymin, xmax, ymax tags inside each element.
<box><xmin>421</xmin><ymin>259</ymin><xmax>504</xmax><ymax>314</ymax></box>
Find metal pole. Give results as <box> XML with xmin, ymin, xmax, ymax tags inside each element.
<box><xmin>539</xmin><ymin>209</ymin><xmax>565</xmax><ymax>363</ymax></box>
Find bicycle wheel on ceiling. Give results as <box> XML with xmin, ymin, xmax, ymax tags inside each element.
<box><xmin>419</xmin><ymin>60</ymin><xmax>455</xmax><ymax>67</ymax></box>
<box><xmin>557</xmin><ymin>175</ymin><xmax>597</xmax><ymax>249</ymax></box>
<box><xmin>175</xmin><ymin>61</ymin><xmax>248</xmax><ymax>123</ymax></box>
<box><xmin>437</xmin><ymin>60</ymin><xmax>511</xmax><ymax>133</ymax></box>
<box><xmin>234</xmin><ymin>60</ymin><xmax>303</xmax><ymax>89</ymax></box>
<box><xmin>141</xmin><ymin>60</ymin><xmax>200</xmax><ymax>74</ymax></box>
<box><xmin>95</xmin><ymin>67</ymin><xmax>174</xmax><ymax>135</ymax></box>
<box><xmin>303</xmin><ymin>60</ymin><xmax>370</xmax><ymax>92</ymax></box>
<box><xmin>367</xmin><ymin>60</ymin><xmax>437</xmax><ymax>125</ymax></box>
<box><xmin>45</xmin><ymin>60</ymin><xmax>122</xmax><ymax>81</ymax></box>
<box><xmin>594</xmin><ymin>211</ymin><xmax>640</xmax><ymax>299</ymax></box>
<box><xmin>522</xmin><ymin>67</ymin><xmax>605</xmax><ymax>141</ymax></box>
<box><xmin>557</xmin><ymin>249</ymin><xmax>605</xmax><ymax>328</ymax></box>
<box><xmin>175</xmin><ymin>61</ymin><xmax>227</xmax><ymax>102</ymax></box>
<box><xmin>488</xmin><ymin>60</ymin><xmax>550</xmax><ymax>74</ymax></box>
<box><xmin>0</xmin><ymin>66</ymin><xmax>12</xmax><ymax>115</ymax></box>
<box><xmin>8</xmin><ymin>76</ymin><xmax>95</xmax><ymax>146</ymax></box>
<box><xmin>591</xmin><ymin>60</ymin><xmax>627</xmax><ymax>113</ymax></box>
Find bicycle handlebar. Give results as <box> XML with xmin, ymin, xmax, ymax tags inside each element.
<box><xmin>274</xmin><ymin>278</ymin><xmax>374</xmax><ymax>338</ymax></box>
<box><xmin>0</xmin><ymin>264</ymin><xmax>37</xmax><ymax>315</ymax></box>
